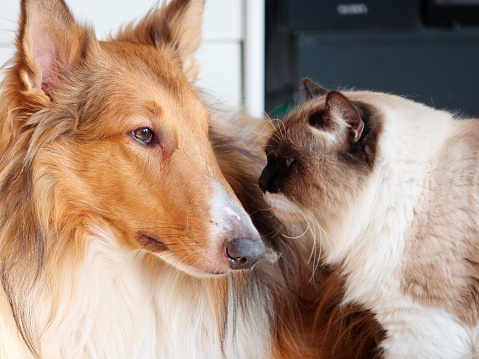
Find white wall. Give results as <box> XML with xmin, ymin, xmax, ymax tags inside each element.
<box><xmin>0</xmin><ymin>0</ymin><xmax>264</xmax><ymax>115</ymax></box>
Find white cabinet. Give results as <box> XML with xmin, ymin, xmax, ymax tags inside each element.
<box><xmin>197</xmin><ymin>0</ymin><xmax>244</xmax><ymax>110</ymax></box>
<box><xmin>0</xmin><ymin>0</ymin><xmax>264</xmax><ymax>116</ymax></box>
<box><xmin>0</xmin><ymin>0</ymin><xmax>18</xmax><ymax>66</ymax></box>
<box><xmin>0</xmin><ymin>46</ymin><xmax>12</xmax><ymax>68</ymax></box>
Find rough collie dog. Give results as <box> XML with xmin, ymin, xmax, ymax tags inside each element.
<box><xmin>0</xmin><ymin>0</ymin><xmax>383</xmax><ymax>358</ymax></box>
<box><xmin>0</xmin><ymin>0</ymin><xmax>272</xmax><ymax>357</ymax></box>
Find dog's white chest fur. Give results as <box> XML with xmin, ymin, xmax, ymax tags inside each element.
<box><xmin>31</xmin><ymin>229</ymin><xmax>271</xmax><ymax>359</ymax></box>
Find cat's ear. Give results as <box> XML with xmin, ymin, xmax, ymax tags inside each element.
<box><xmin>300</xmin><ymin>78</ymin><xmax>328</xmax><ymax>101</ymax></box>
<box><xmin>326</xmin><ymin>91</ymin><xmax>364</xmax><ymax>145</ymax></box>
<box><xmin>16</xmin><ymin>0</ymin><xmax>93</xmax><ymax>99</ymax></box>
<box><xmin>116</xmin><ymin>0</ymin><xmax>205</xmax><ymax>83</ymax></box>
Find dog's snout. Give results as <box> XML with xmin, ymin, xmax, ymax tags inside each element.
<box><xmin>225</xmin><ymin>237</ymin><xmax>266</xmax><ymax>270</ymax></box>
<box><xmin>212</xmin><ymin>189</ymin><xmax>265</xmax><ymax>271</ymax></box>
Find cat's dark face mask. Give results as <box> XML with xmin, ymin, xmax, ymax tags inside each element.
<box><xmin>259</xmin><ymin>78</ymin><xmax>381</xmax><ymax>223</ymax></box>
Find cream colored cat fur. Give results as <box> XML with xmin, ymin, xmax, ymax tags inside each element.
<box><xmin>260</xmin><ymin>78</ymin><xmax>479</xmax><ymax>359</ymax></box>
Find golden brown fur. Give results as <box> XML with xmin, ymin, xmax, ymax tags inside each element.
<box><xmin>0</xmin><ymin>0</ymin><xmax>275</xmax><ymax>356</ymax></box>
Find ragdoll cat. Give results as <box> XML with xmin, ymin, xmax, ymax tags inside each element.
<box><xmin>259</xmin><ymin>78</ymin><xmax>479</xmax><ymax>359</ymax></box>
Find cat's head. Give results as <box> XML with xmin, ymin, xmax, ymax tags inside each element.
<box><xmin>260</xmin><ymin>78</ymin><xmax>455</xmax><ymax>260</ymax></box>
<box><xmin>259</xmin><ymin>78</ymin><xmax>384</xmax><ymax>238</ymax></box>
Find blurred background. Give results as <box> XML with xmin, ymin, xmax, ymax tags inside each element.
<box><xmin>1</xmin><ymin>1</ymin><xmax>479</xmax><ymax>118</ymax></box>
<box><xmin>266</xmin><ymin>0</ymin><xmax>479</xmax><ymax>118</ymax></box>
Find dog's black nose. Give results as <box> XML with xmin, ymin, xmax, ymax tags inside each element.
<box><xmin>225</xmin><ymin>237</ymin><xmax>266</xmax><ymax>270</ymax></box>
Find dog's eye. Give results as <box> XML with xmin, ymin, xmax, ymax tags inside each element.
<box><xmin>132</xmin><ymin>127</ymin><xmax>153</xmax><ymax>143</ymax></box>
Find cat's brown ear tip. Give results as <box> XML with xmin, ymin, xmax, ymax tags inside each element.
<box><xmin>300</xmin><ymin>78</ymin><xmax>328</xmax><ymax>101</ymax></box>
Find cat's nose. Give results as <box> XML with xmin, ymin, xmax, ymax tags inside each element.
<box><xmin>259</xmin><ymin>159</ymin><xmax>281</xmax><ymax>193</ymax></box>
<box><xmin>259</xmin><ymin>174</ymin><xmax>274</xmax><ymax>193</ymax></box>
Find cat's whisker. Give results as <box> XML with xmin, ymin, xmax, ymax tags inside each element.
<box><xmin>306</xmin><ymin>219</ymin><xmax>324</xmax><ymax>277</ymax></box>
<box><xmin>282</xmin><ymin>221</ymin><xmax>310</xmax><ymax>239</ymax></box>
<box><xmin>270</xmin><ymin>132</ymin><xmax>283</xmax><ymax>144</ymax></box>
<box><xmin>284</xmin><ymin>201</ymin><xmax>318</xmax><ymax>264</ymax></box>
<box><xmin>280</xmin><ymin>120</ymin><xmax>288</xmax><ymax>139</ymax></box>
<box><xmin>307</xmin><ymin>213</ymin><xmax>332</xmax><ymax>254</ymax></box>
<box><xmin>264</xmin><ymin>113</ymin><xmax>278</xmax><ymax>132</ymax></box>
<box><xmin>249</xmin><ymin>205</ymin><xmax>275</xmax><ymax>216</ymax></box>
<box><xmin>268</xmin><ymin>115</ymin><xmax>286</xmax><ymax>141</ymax></box>
<box><xmin>267</xmin><ymin>113</ymin><xmax>286</xmax><ymax>138</ymax></box>
<box><xmin>241</xmin><ymin>122</ymin><xmax>277</xmax><ymax>142</ymax></box>
<box><xmin>287</xmin><ymin>200</ymin><xmax>329</xmax><ymax>277</ymax></box>
<box><xmin>263</xmin><ymin>203</ymin><xmax>289</xmax><ymax>238</ymax></box>
<box><xmin>275</xmin><ymin>122</ymin><xmax>286</xmax><ymax>141</ymax></box>
<box><xmin>266</xmin><ymin>121</ymin><xmax>284</xmax><ymax>142</ymax></box>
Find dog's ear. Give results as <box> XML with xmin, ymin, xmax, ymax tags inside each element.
<box><xmin>16</xmin><ymin>0</ymin><xmax>94</xmax><ymax>100</ymax></box>
<box><xmin>116</xmin><ymin>0</ymin><xmax>205</xmax><ymax>83</ymax></box>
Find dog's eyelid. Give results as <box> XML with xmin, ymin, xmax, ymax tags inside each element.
<box><xmin>131</xmin><ymin>127</ymin><xmax>155</xmax><ymax>144</ymax></box>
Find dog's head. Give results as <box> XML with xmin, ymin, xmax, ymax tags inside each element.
<box><xmin>4</xmin><ymin>0</ymin><xmax>265</xmax><ymax>277</ymax></box>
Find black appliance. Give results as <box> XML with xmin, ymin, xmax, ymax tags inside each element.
<box><xmin>265</xmin><ymin>0</ymin><xmax>479</xmax><ymax>118</ymax></box>
<box><xmin>424</xmin><ymin>0</ymin><xmax>479</xmax><ymax>25</ymax></box>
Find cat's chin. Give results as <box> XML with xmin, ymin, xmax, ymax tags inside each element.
<box><xmin>264</xmin><ymin>192</ymin><xmax>305</xmax><ymax>223</ymax></box>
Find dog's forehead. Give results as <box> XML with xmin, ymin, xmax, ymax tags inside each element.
<box><xmin>97</xmin><ymin>41</ymin><xmax>186</xmax><ymax>95</ymax></box>
<box><xmin>90</xmin><ymin>41</ymin><xmax>208</xmax><ymax>120</ymax></box>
